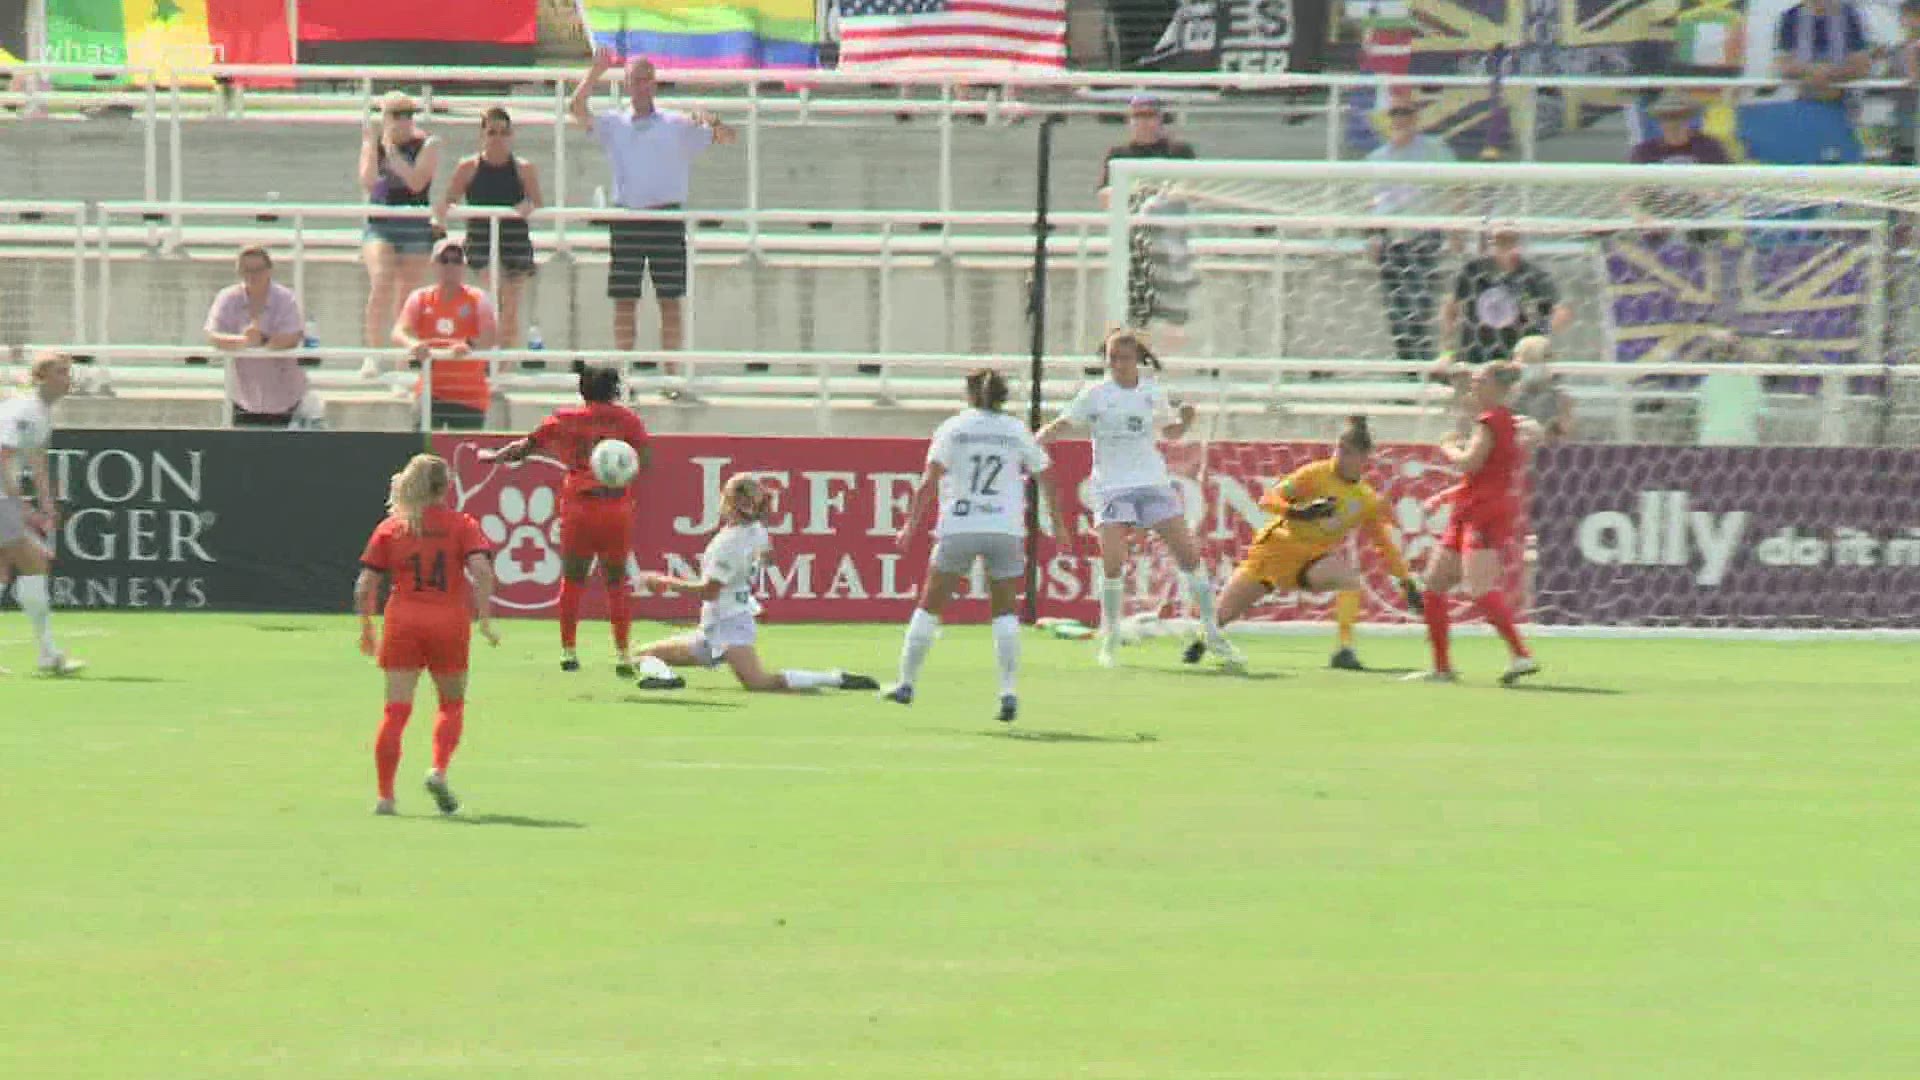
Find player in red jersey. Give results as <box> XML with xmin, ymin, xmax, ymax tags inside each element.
<box><xmin>1407</xmin><ymin>362</ymin><xmax>1540</xmax><ymax>686</ymax></box>
<box><xmin>480</xmin><ymin>360</ymin><xmax>651</xmax><ymax>675</ymax></box>
<box><xmin>356</xmin><ymin>454</ymin><xmax>499</xmax><ymax>816</ymax></box>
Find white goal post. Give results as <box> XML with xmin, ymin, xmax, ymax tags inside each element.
<box><xmin>1094</xmin><ymin>159</ymin><xmax>1920</xmax><ymax>636</ymax></box>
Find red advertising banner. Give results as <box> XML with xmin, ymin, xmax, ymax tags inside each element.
<box><xmin>435</xmin><ymin>433</ymin><xmax>1463</xmax><ymax>626</ymax></box>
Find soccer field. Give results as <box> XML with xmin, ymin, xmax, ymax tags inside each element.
<box><xmin>3</xmin><ymin>614</ymin><xmax>1916</xmax><ymax>1079</ymax></box>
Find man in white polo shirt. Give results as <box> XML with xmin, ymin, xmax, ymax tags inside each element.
<box><xmin>570</xmin><ymin>50</ymin><xmax>734</xmax><ymax>364</ymax></box>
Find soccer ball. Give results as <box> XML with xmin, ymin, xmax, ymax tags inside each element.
<box><xmin>589</xmin><ymin>439</ymin><xmax>641</xmax><ymax>487</ymax></box>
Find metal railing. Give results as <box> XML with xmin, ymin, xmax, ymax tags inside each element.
<box><xmin>7</xmin><ymin>62</ymin><xmax>1918</xmax><ymax>216</ymax></box>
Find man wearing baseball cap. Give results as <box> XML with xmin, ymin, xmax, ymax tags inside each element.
<box><xmin>1629</xmin><ymin>91</ymin><xmax>1730</xmax><ymax>164</ymax></box>
<box><xmin>1097</xmin><ymin>95</ymin><xmax>1196</xmax><ymax>210</ymax></box>
<box><xmin>387</xmin><ymin>236</ymin><xmax>501</xmax><ymax>430</ymax></box>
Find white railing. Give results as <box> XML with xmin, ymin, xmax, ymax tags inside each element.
<box><xmin>27</xmin><ymin>344</ymin><xmax>1915</xmax><ymax>444</ymax></box>
<box><xmin>7</xmin><ymin>62</ymin><xmax>1917</xmax><ymax>216</ymax></box>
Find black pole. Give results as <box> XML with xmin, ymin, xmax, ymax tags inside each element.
<box><xmin>1023</xmin><ymin>115</ymin><xmax>1060</xmax><ymax>625</ymax></box>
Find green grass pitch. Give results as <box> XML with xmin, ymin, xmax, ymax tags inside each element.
<box><xmin>2</xmin><ymin>614</ymin><xmax>1916</xmax><ymax>1079</ymax></box>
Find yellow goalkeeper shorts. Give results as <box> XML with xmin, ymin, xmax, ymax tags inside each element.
<box><xmin>1237</xmin><ymin>538</ymin><xmax>1331</xmax><ymax>591</ymax></box>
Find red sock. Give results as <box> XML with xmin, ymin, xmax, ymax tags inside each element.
<box><xmin>1422</xmin><ymin>595</ymin><xmax>1454</xmax><ymax>673</ymax></box>
<box><xmin>433</xmin><ymin>699</ymin><xmax>465</xmax><ymax>772</ymax></box>
<box><xmin>558</xmin><ymin>579</ymin><xmax>583</xmax><ymax>651</ymax></box>
<box><xmin>1473</xmin><ymin>589</ymin><xmax>1531</xmax><ymax>659</ymax></box>
<box><xmin>607</xmin><ymin>581</ymin><xmax>632</xmax><ymax>654</ymax></box>
<box><xmin>375</xmin><ymin>702</ymin><xmax>412</xmax><ymax>801</ymax></box>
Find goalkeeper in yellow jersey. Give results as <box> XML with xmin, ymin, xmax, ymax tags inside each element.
<box><xmin>1181</xmin><ymin>415</ymin><xmax>1423</xmax><ymax>671</ymax></box>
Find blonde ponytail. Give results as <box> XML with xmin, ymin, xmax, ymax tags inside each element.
<box><xmin>387</xmin><ymin>453</ymin><xmax>450</xmax><ymax>535</ymax></box>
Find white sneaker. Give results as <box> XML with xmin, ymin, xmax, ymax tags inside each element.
<box><xmin>373</xmin><ymin>798</ymin><xmax>397</xmax><ymax>816</ymax></box>
<box><xmin>38</xmin><ymin>654</ymin><xmax>85</xmax><ymax>677</ymax></box>
<box><xmin>1095</xmin><ymin>636</ymin><xmax>1118</xmax><ymax>669</ymax></box>
<box><xmin>1402</xmin><ymin>669</ymin><xmax>1458</xmax><ymax>684</ymax></box>
<box><xmin>1208</xmin><ymin>635</ymin><xmax>1248</xmax><ymax>674</ymax></box>
<box><xmin>1499</xmin><ymin>656</ymin><xmax>1541</xmax><ymax>687</ymax></box>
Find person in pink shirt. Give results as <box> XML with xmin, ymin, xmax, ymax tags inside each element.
<box><xmin>204</xmin><ymin>244</ymin><xmax>309</xmax><ymax>428</ymax></box>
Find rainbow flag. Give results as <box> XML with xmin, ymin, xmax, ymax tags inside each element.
<box><xmin>577</xmin><ymin>0</ymin><xmax>817</xmax><ymax>69</ymax></box>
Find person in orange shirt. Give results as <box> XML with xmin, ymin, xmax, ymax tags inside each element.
<box><xmin>1182</xmin><ymin>416</ymin><xmax>1424</xmax><ymax>672</ymax></box>
<box><xmin>388</xmin><ymin>237</ymin><xmax>500</xmax><ymax>430</ymax></box>
<box><xmin>356</xmin><ymin>454</ymin><xmax>500</xmax><ymax>816</ymax></box>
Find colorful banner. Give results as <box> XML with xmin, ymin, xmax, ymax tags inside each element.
<box><xmin>40</xmin><ymin>0</ymin><xmax>291</xmax><ymax>86</ymax></box>
<box><xmin>435</xmin><ymin>434</ymin><xmax>1464</xmax><ymax>626</ymax></box>
<box><xmin>581</xmin><ymin>0</ymin><xmax>817</xmax><ymax>69</ymax></box>
<box><xmin>1600</xmin><ymin>232</ymin><xmax>1871</xmax><ymax>367</ymax></box>
<box><xmin>1531</xmin><ymin>446</ymin><xmax>1920</xmax><ymax>629</ymax></box>
<box><xmin>1138</xmin><ymin>0</ymin><xmax>1331</xmax><ymax>74</ymax></box>
<box><xmin>297</xmin><ymin>0</ymin><xmax>536</xmax><ymax>66</ymax></box>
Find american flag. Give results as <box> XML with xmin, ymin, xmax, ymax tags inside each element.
<box><xmin>835</xmin><ymin>0</ymin><xmax>1067</xmax><ymax>71</ymax></box>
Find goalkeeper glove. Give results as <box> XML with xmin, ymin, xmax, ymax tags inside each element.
<box><xmin>1399</xmin><ymin>576</ymin><xmax>1426</xmax><ymax>615</ymax></box>
<box><xmin>1287</xmin><ymin>497</ymin><xmax>1339</xmax><ymax>522</ymax></box>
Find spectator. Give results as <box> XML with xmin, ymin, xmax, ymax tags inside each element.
<box><xmin>1366</xmin><ymin>102</ymin><xmax>1457</xmax><ymax>364</ymax></box>
<box><xmin>203</xmin><ymin>244</ymin><xmax>308</xmax><ymax>429</ymax></box>
<box><xmin>1776</xmin><ymin>0</ymin><xmax>1874</xmax><ymax>102</ymax></box>
<box><xmin>1629</xmin><ymin>92</ymin><xmax>1731</xmax><ymax>163</ymax></box>
<box><xmin>1439</xmin><ymin>229</ymin><xmax>1572</xmax><ymax>365</ymax></box>
<box><xmin>359</xmin><ymin>92</ymin><xmax>440</xmax><ymax>353</ymax></box>
<box><xmin>436</xmin><ymin>107</ymin><xmax>544</xmax><ymax>348</ymax></box>
<box><xmin>388</xmin><ymin>238</ymin><xmax>499</xmax><ymax>431</ymax></box>
<box><xmin>569</xmin><ymin>50</ymin><xmax>734</xmax><ymax>368</ymax></box>
<box><xmin>1096</xmin><ymin>95</ymin><xmax>1195</xmax><ymax>210</ymax></box>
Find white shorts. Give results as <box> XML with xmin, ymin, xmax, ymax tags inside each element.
<box><xmin>691</xmin><ymin>611</ymin><xmax>758</xmax><ymax>667</ymax></box>
<box><xmin>1096</xmin><ymin>484</ymin><xmax>1183</xmax><ymax>529</ymax></box>
<box><xmin>932</xmin><ymin>532</ymin><xmax>1025</xmax><ymax>580</ymax></box>
<box><xmin>0</xmin><ymin>497</ymin><xmax>27</xmax><ymax>547</ymax></box>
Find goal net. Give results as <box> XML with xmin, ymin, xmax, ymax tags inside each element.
<box><xmin>1099</xmin><ymin>160</ymin><xmax>1920</xmax><ymax>635</ymax></box>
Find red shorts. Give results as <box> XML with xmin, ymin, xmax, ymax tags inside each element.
<box><xmin>558</xmin><ymin>498</ymin><xmax>634</xmax><ymax>567</ymax></box>
<box><xmin>1441</xmin><ymin>501</ymin><xmax>1518</xmax><ymax>555</ymax></box>
<box><xmin>380</xmin><ymin>606</ymin><xmax>472</xmax><ymax>675</ymax></box>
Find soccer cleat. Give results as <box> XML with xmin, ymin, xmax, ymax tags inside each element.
<box><xmin>560</xmin><ymin>651</ymin><xmax>581</xmax><ymax>673</ymax></box>
<box><xmin>637</xmin><ymin>674</ymin><xmax>687</xmax><ymax>690</ymax></box>
<box><xmin>424</xmin><ymin>771</ymin><xmax>460</xmax><ymax>816</ymax></box>
<box><xmin>1402</xmin><ymin>669</ymin><xmax>1459</xmax><ymax>684</ymax></box>
<box><xmin>1329</xmin><ymin>647</ymin><xmax>1364</xmax><ymax>671</ymax></box>
<box><xmin>1096</xmin><ymin>636</ymin><xmax>1118</xmax><ymax>669</ymax></box>
<box><xmin>1498</xmin><ymin>656</ymin><xmax>1541</xmax><ymax>687</ymax></box>
<box><xmin>1180</xmin><ymin>639</ymin><xmax>1205</xmax><ymax>665</ymax></box>
<box><xmin>881</xmin><ymin>684</ymin><xmax>914</xmax><ymax>706</ymax></box>
<box><xmin>613</xmin><ymin>655</ymin><xmax>636</xmax><ymax>679</ymax></box>
<box><xmin>373</xmin><ymin>798</ymin><xmax>397</xmax><ymax>816</ymax></box>
<box><xmin>839</xmin><ymin>672</ymin><xmax>880</xmax><ymax>692</ymax></box>
<box><xmin>1208</xmin><ymin>636</ymin><xmax>1248</xmax><ymax>674</ymax></box>
<box><xmin>997</xmin><ymin>694</ymin><xmax>1018</xmax><ymax>724</ymax></box>
<box><xmin>37</xmin><ymin>654</ymin><xmax>85</xmax><ymax>678</ymax></box>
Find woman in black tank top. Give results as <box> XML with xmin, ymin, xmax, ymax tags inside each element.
<box><xmin>437</xmin><ymin>107</ymin><xmax>545</xmax><ymax>348</ymax></box>
<box><xmin>358</xmin><ymin>91</ymin><xmax>440</xmax><ymax>350</ymax></box>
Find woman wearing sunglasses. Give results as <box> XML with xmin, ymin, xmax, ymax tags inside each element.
<box><xmin>359</xmin><ymin>91</ymin><xmax>441</xmax><ymax>355</ymax></box>
<box><xmin>436</xmin><ymin>107</ymin><xmax>544</xmax><ymax>348</ymax></box>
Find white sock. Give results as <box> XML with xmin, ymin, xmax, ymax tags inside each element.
<box><xmin>898</xmin><ymin>608</ymin><xmax>939</xmax><ymax>688</ymax></box>
<box><xmin>1098</xmin><ymin>574</ymin><xmax>1123</xmax><ymax>639</ymax></box>
<box><xmin>781</xmin><ymin>668</ymin><xmax>843</xmax><ymax>691</ymax></box>
<box><xmin>638</xmin><ymin>654</ymin><xmax>675</xmax><ymax>680</ymax></box>
<box><xmin>15</xmin><ymin>575</ymin><xmax>55</xmax><ymax>662</ymax></box>
<box><xmin>1182</xmin><ymin>569</ymin><xmax>1223</xmax><ymax>640</ymax></box>
<box><xmin>991</xmin><ymin>614</ymin><xmax>1020</xmax><ymax>695</ymax></box>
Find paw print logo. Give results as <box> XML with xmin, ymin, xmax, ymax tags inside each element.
<box><xmin>481</xmin><ymin>484</ymin><xmax>563</xmax><ymax>589</ymax></box>
<box><xmin>1398</xmin><ymin>494</ymin><xmax>1450</xmax><ymax>565</ymax></box>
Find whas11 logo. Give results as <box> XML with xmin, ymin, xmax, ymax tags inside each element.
<box><xmin>45</xmin><ymin>447</ymin><xmax>215</xmax><ymax>609</ymax></box>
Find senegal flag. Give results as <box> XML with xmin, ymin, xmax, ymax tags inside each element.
<box><xmin>44</xmin><ymin>0</ymin><xmax>291</xmax><ymax>86</ymax></box>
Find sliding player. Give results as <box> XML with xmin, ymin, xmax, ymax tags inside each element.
<box><xmin>0</xmin><ymin>353</ymin><xmax>82</xmax><ymax>677</ymax></box>
<box><xmin>1037</xmin><ymin>328</ymin><xmax>1241</xmax><ymax>671</ymax></box>
<box><xmin>1407</xmin><ymin>362</ymin><xmax>1539</xmax><ymax>685</ymax></box>
<box><xmin>631</xmin><ymin>472</ymin><xmax>880</xmax><ymax>694</ymax></box>
<box><xmin>884</xmin><ymin>369</ymin><xmax>1073</xmax><ymax>723</ymax></box>
<box><xmin>1184</xmin><ymin>415</ymin><xmax>1423</xmax><ymax>668</ymax></box>
<box><xmin>479</xmin><ymin>360</ymin><xmax>650</xmax><ymax>675</ymax></box>
<box><xmin>356</xmin><ymin>454</ymin><xmax>499</xmax><ymax>816</ymax></box>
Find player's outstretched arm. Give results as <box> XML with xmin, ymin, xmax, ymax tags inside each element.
<box><xmin>477</xmin><ymin>437</ymin><xmax>534</xmax><ymax>465</ymax></box>
<box><xmin>1045</xmin><ymin>469</ymin><xmax>1075</xmax><ymax>548</ymax></box>
<box><xmin>894</xmin><ymin>462</ymin><xmax>943</xmax><ymax>549</ymax></box>
<box><xmin>640</xmin><ymin>570</ymin><xmax>723</xmax><ymax>601</ymax></box>
<box><xmin>1034</xmin><ymin>415</ymin><xmax>1078</xmax><ymax>444</ymax></box>
<box><xmin>1445</xmin><ymin>421</ymin><xmax>1494</xmax><ymax>474</ymax></box>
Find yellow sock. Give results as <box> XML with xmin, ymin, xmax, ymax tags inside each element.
<box><xmin>1334</xmin><ymin>591</ymin><xmax>1361</xmax><ymax>649</ymax></box>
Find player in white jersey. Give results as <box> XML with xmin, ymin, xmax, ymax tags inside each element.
<box><xmin>629</xmin><ymin>472</ymin><xmax>879</xmax><ymax>693</ymax></box>
<box><xmin>883</xmin><ymin>370</ymin><xmax>1072</xmax><ymax>723</ymax></box>
<box><xmin>1</xmin><ymin>354</ymin><xmax>83</xmax><ymax>677</ymax></box>
<box><xmin>1037</xmin><ymin>329</ymin><xmax>1242</xmax><ymax>671</ymax></box>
